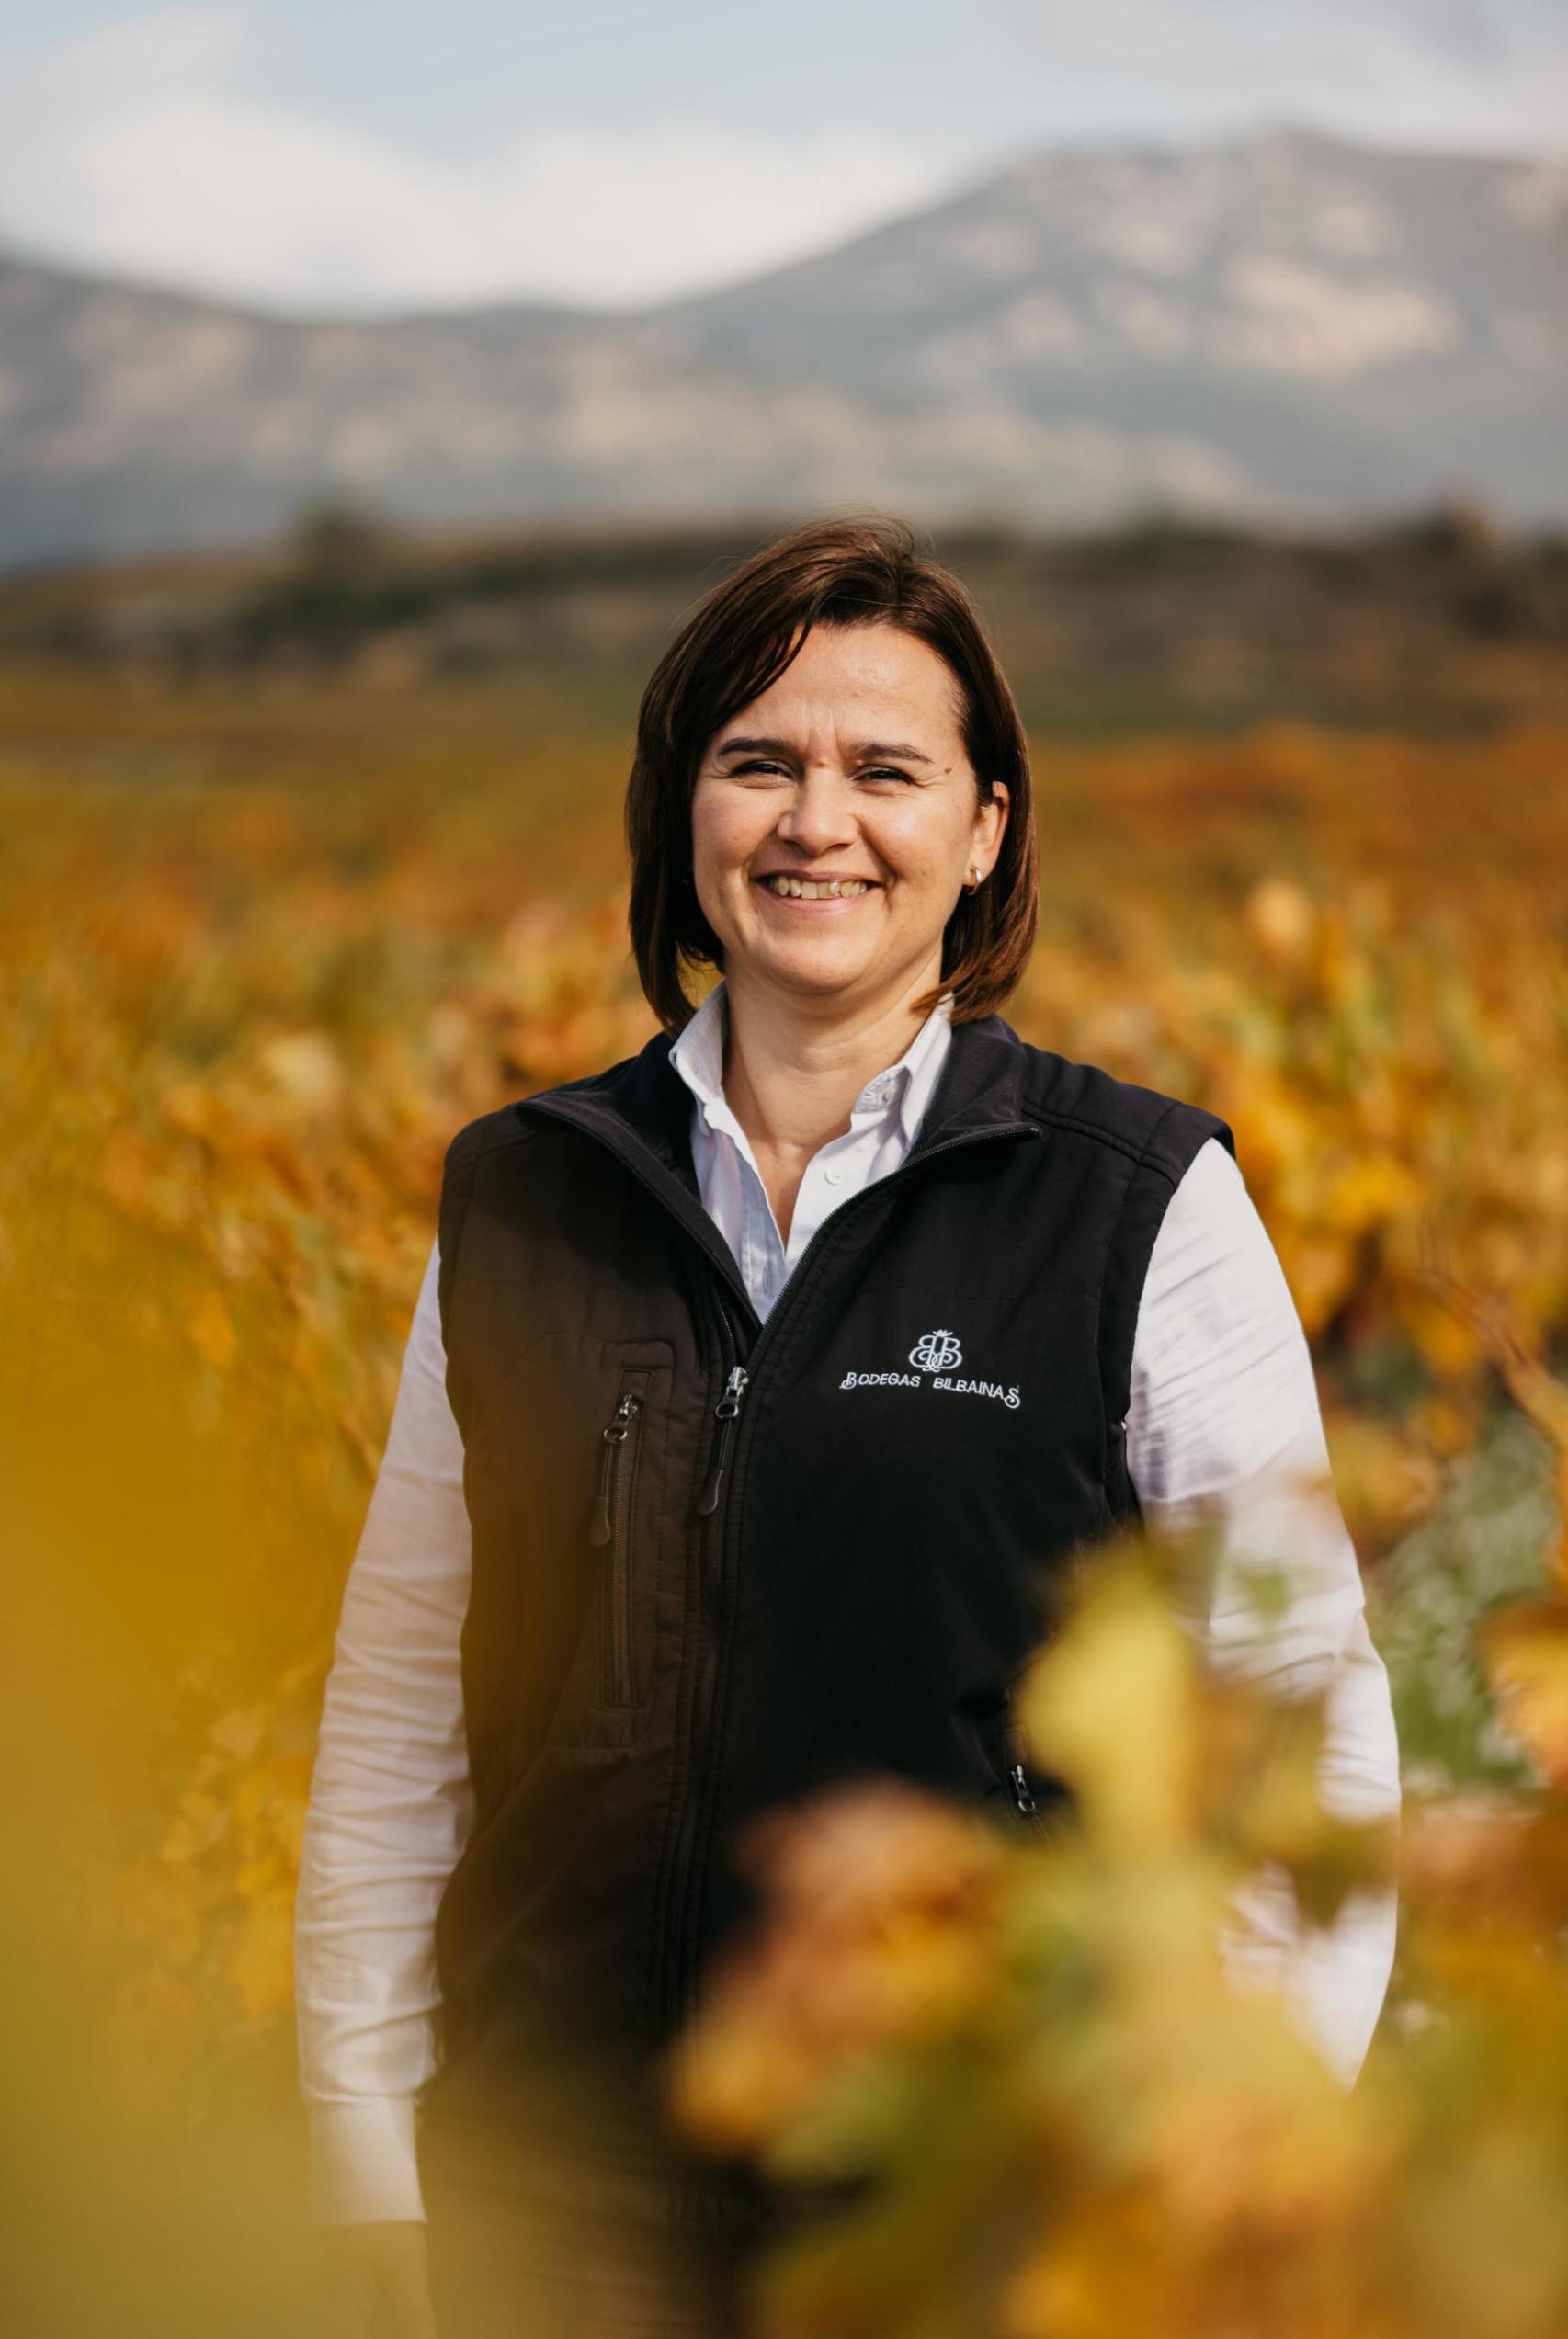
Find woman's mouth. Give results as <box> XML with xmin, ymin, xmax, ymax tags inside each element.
<box><xmin>755</xmin><ymin>874</ymin><xmax>878</xmax><ymax>902</ymax></box>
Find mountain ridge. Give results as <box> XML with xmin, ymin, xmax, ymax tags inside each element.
<box><xmin>1</xmin><ymin>126</ymin><xmax>1562</xmax><ymax>571</ymax></box>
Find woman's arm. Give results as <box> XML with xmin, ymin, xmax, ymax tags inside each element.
<box><xmin>1126</xmin><ymin>1135</ymin><xmax>1402</xmax><ymax>2086</ymax></box>
<box><xmin>294</xmin><ymin>1235</ymin><xmax>474</xmax><ymax>2225</ymax></box>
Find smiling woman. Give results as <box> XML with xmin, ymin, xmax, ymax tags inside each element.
<box><xmin>678</xmin><ymin>618</ymin><xmax>1019</xmax><ymax>1240</ymax></box>
<box><xmin>700</xmin><ymin>630</ymin><xmax>1001</xmax><ymax>957</ymax></box>
<box><xmin>626</xmin><ymin>519</ymin><xmax>1038</xmax><ymax>1048</ymax></box>
<box><xmin>294</xmin><ymin>514</ymin><xmax>1401</xmax><ymax>2339</ymax></box>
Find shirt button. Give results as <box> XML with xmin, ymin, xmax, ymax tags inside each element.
<box><xmin>824</xmin><ymin>1165</ymin><xmax>845</xmax><ymax>1185</ymax></box>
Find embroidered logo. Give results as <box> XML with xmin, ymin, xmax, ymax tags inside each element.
<box><xmin>839</xmin><ymin>1326</ymin><xmax>1021</xmax><ymax>1409</ymax></box>
<box><xmin>909</xmin><ymin>1326</ymin><xmax>962</xmax><ymax>1372</ymax></box>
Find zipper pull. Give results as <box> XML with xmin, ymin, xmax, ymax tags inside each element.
<box><xmin>1004</xmin><ymin>1719</ymin><xmax>1044</xmax><ymax>1828</ymax></box>
<box><xmin>695</xmin><ymin>1365</ymin><xmax>750</xmax><ymax>1516</ymax></box>
<box><xmin>589</xmin><ymin>1392</ymin><xmax>642</xmax><ymax>1545</ymax></box>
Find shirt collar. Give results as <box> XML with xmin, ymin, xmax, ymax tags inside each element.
<box><xmin>668</xmin><ymin>978</ymin><xmax>955</xmax><ymax>1152</ymax></box>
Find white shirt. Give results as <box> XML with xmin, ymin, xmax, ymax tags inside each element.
<box><xmin>295</xmin><ymin>981</ymin><xmax>1402</xmax><ymax>2225</ymax></box>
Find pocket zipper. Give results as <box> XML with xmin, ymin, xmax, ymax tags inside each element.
<box><xmin>589</xmin><ymin>1387</ymin><xmax>645</xmax><ymax>1707</ymax></box>
<box><xmin>1001</xmin><ymin>1721</ymin><xmax>1050</xmax><ymax>1839</ymax></box>
<box><xmin>1007</xmin><ymin>1760</ymin><xmax>1046</xmax><ymax>1832</ymax></box>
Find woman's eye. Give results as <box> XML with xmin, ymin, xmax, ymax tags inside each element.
<box><xmin>727</xmin><ymin>760</ymin><xmax>914</xmax><ymax>784</ymax></box>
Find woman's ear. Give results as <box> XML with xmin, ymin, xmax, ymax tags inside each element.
<box><xmin>976</xmin><ymin>780</ymin><xmax>1010</xmax><ymax>864</ymax></box>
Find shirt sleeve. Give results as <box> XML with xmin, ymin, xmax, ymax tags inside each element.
<box><xmin>1125</xmin><ymin>1135</ymin><xmax>1402</xmax><ymax>2088</ymax></box>
<box><xmin>293</xmin><ymin>1233</ymin><xmax>474</xmax><ymax>2225</ymax></box>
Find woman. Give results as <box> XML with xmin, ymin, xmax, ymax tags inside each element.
<box><xmin>295</xmin><ymin>517</ymin><xmax>1402</xmax><ymax>2337</ymax></box>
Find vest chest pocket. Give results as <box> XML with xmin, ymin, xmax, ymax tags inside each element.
<box><xmin>540</xmin><ymin>1334</ymin><xmax>676</xmax><ymax>1752</ymax></box>
<box><xmin>458</xmin><ymin>1311</ymin><xmax>677</xmax><ymax>1761</ymax></box>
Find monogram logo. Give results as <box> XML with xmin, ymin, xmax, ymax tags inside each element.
<box><xmin>840</xmin><ymin>1324</ymin><xmax>1021</xmax><ymax>1408</ymax></box>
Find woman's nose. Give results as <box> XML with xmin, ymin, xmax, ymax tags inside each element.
<box><xmin>774</xmin><ymin>767</ymin><xmax>857</xmax><ymax>854</ymax></box>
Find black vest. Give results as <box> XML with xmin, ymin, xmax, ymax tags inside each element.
<box><xmin>426</xmin><ymin>1007</ymin><xmax>1233</xmax><ymax>2210</ymax></box>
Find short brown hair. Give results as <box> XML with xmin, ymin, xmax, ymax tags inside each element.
<box><xmin>624</xmin><ymin>514</ymin><xmax>1038</xmax><ymax>1034</ymax></box>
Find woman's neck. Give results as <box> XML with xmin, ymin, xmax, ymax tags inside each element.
<box><xmin>718</xmin><ymin>971</ymin><xmax>941</xmax><ymax>1165</ymax></box>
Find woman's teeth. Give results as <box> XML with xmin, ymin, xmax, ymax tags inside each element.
<box><xmin>760</xmin><ymin>876</ymin><xmax>872</xmax><ymax>899</ymax></box>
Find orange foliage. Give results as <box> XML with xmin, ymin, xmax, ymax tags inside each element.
<box><xmin>1</xmin><ymin>679</ymin><xmax>1563</xmax><ymax>2211</ymax></box>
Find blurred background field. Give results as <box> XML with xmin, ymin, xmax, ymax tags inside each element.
<box><xmin>2</xmin><ymin>502</ymin><xmax>1565</xmax><ymax>2331</ymax></box>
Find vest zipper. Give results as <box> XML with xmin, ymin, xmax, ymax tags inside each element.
<box><xmin>694</xmin><ymin>1365</ymin><xmax>749</xmax><ymax>1516</ymax></box>
<box><xmin>653</xmin><ymin>1118</ymin><xmax>1044</xmax><ymax>2044</ymax></box>
<box><xmin>589</xmin><ymin>1386</ymin><xmax>645</xmax><ymax>1708</ymax></box>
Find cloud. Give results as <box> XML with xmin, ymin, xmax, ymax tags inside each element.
<box><xmin>4</xmin><ymin>3</ymin><xmax>1562</xmax><ymax>315</ymax></box>
<box><xmin>0</xmin><ymin>7</ymin><xmax>949</xmax><ymax>313</ymax></box>
<box><xmin>1002</xmin><ymin>0</ymin><xmax>1568</xmax><ymax>149</ymax></box>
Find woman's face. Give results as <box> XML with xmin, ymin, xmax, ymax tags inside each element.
<box><xmin>689</xmin><ymin>621</ymin><xmax>1008</xmax><ymax>1015</ymax></box>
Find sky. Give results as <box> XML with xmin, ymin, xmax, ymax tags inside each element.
<box><xmin>1</xmin><ymin>1</ymin><xmax>1565</xmax><ymax>315</ymax></box>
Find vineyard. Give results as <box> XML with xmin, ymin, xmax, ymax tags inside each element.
<box><xmin>3</xmin><ymin>518</ymin><xmax>1566</xmax><ymax>2333</ymax></box>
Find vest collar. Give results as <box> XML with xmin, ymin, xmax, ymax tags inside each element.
<box><xmin>513</xmin><ymin>1006</ymin><xmax>1040</xmax><ymax>1318</ymax></box>
<box><xmin>535</xmin><ymin>1006</ymin><xmax>1032</xmax><ymax>1178</ymax></box>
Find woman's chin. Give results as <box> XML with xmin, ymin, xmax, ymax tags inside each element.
<box><xmin>737</xmin><ymin>939</ymin><xmax>879</xmax><ymax>998</ymax></box>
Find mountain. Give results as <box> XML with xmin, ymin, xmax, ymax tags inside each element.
<box><xmin>1</xmin><ymin>128</ymin><xmax>1563</xmax><ymax>572</ymax></box>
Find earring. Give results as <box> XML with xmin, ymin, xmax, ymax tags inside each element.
<box><xmin>964</xmin><ymin>864</ymin><xmax>983</xmax><ymax>892</ymax></box>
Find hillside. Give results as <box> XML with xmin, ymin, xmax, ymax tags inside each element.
<box><xmin>0</xmin><ymin>129</ymin><xmax>1563</xmax><ymax>570</ymax></box>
